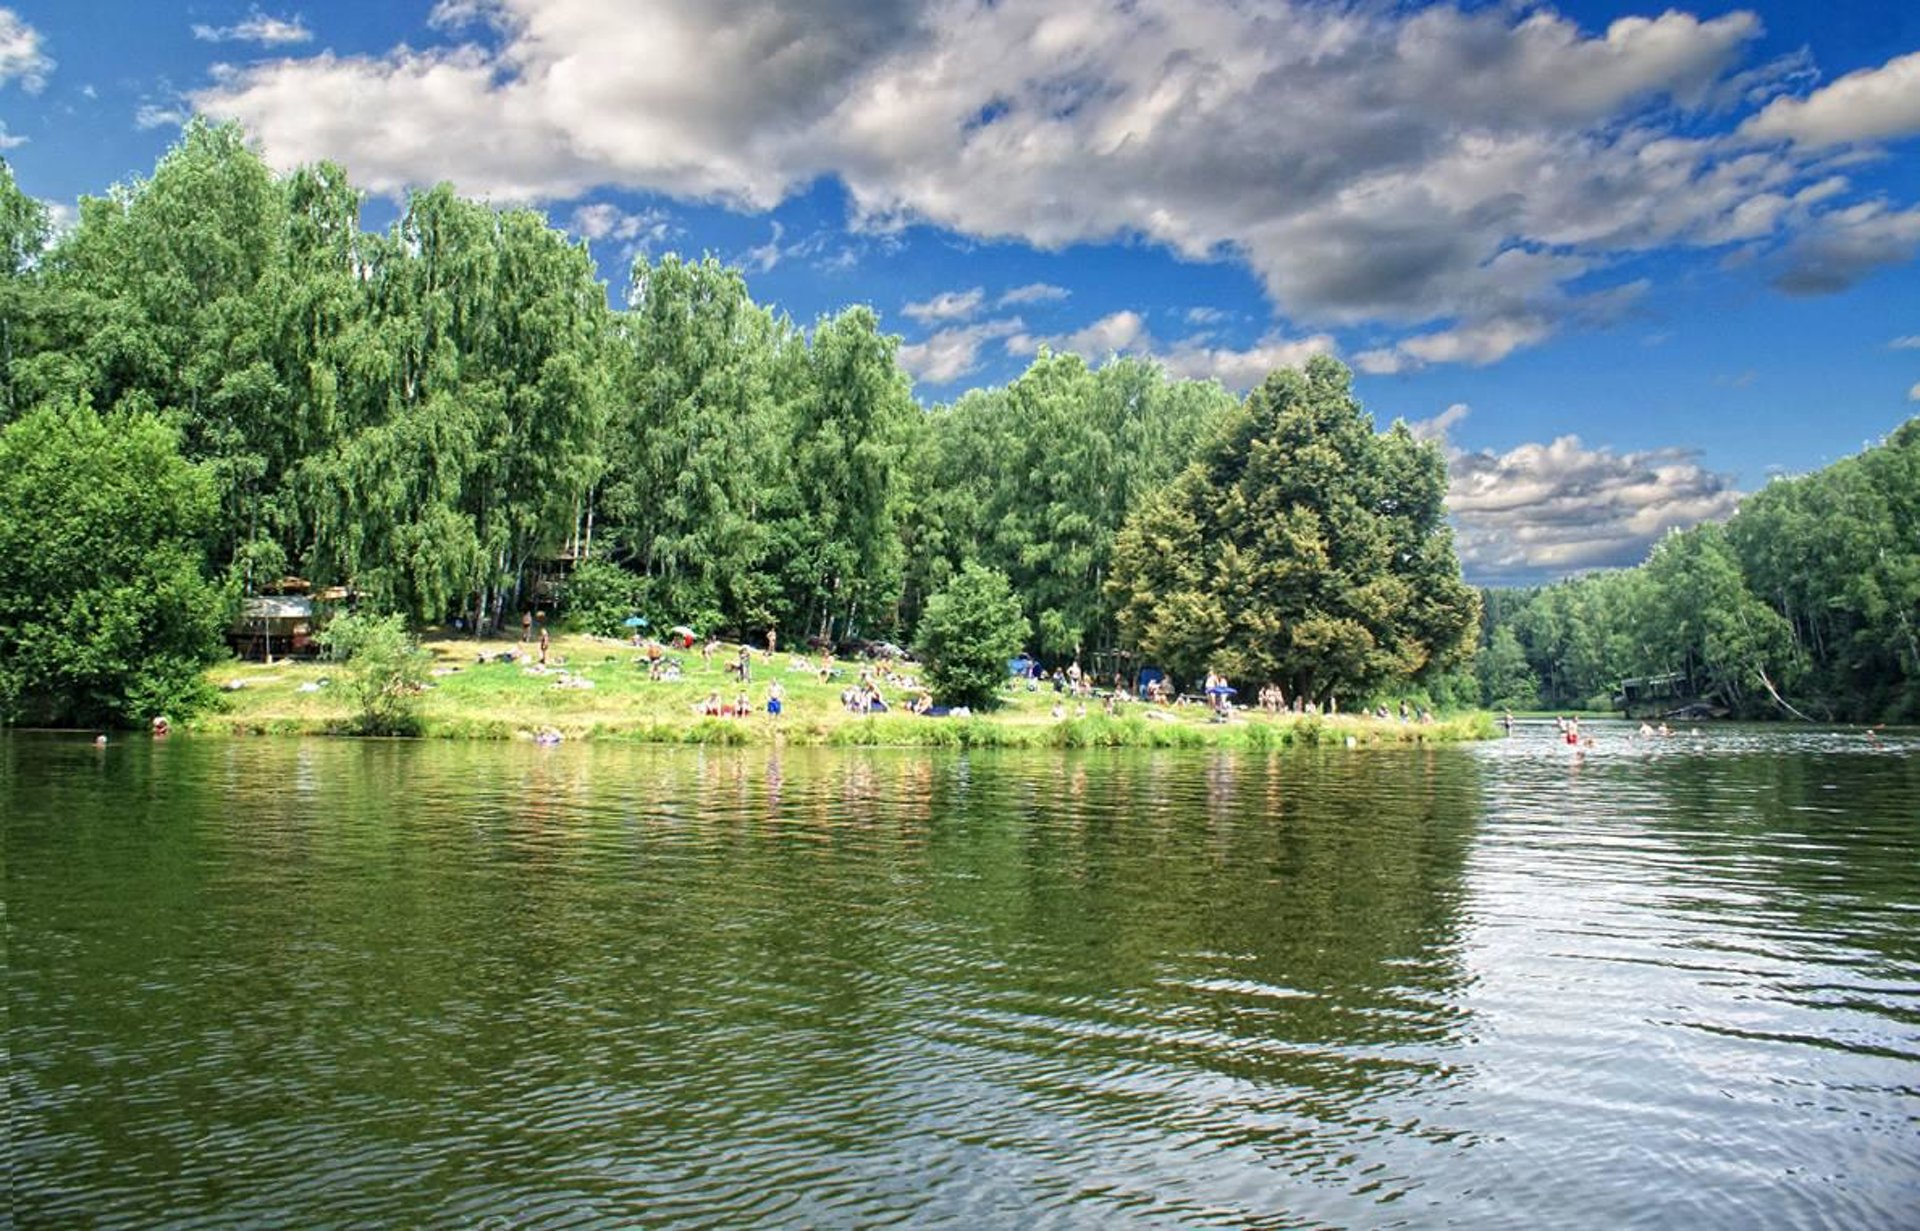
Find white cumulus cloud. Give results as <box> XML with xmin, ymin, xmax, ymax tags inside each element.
<box><xmin>192</xmin><ymin>9</ymin><xmax>314</xmax><ymax>46</ymax></box>
<box><xmin>1358</xmin><ymin>281</ymin><xmax>1649</xmax><ymax>374</ymax></box>
<box><xmin>1772</xmin><ymin>201</ymin><xmax>1920</xmax><ymax>295</ymax></box>
<box><xmin>738</xmin><ymin>221</ymin><xmax>786</xmax><ymax>274</ymax></box>
<box><xmin>998</xmin><ymin>282</ymin><xmax>1070</xmax><ymax>307</ymax></box>
<box><xmin>187</xmin><ymin>0</ymin><xmax>1920</xmax><ymax>364</ymax></box>
<box><xmin>1155</xmin><ymin>332</ymin><xmax>1338</xmax><ymax>388</ymax></box>
<box><xmin>40</xmin><ymin>197</ymin><xmax>75</xmax><ymax>236</ymax></box>
<box><xmin>1407</xmin><ymin>402</ymin><xmax>1471</xmax><ymax>443</ymax></box>
<box><xmin>0</xmin><ymin>8</ymin><xmax>52</xmax><ymax>93</ymax></box>
<box><xmin>1013</xmin><ymin>310</ymin><xmax>1150</xmax><ymax>359</ymax></box>
<box><xmin>135</xmin><ymin>101</ymin><xmax>191</xmax><ymax>131</ymax></box>
<box><xmin>902</xmin><ymin>287</ymin><xmax>985</xmax><ymax>325</ymax></box>
<box><xmin>1358</xmin><ymin>317</ymin><xmax>1554</xmax><ymax>375</ymax></box>
<box><xmin>1412</xmin><ymin>404</ymin><xmax>1744</xmax><ymax>583</ymax></box>
<box><xmin>898</xmin><ymin>317</ymin><xmax>1024</xmax><ymax>386</ymax></box>
<box><xmin>1009</xmin><ymin>309</ymin><xmax>1333</xmax><ymax>389</ymax></box>
<box><xmin>569</xmin><ymin>202</ymin><xmax>670</xmax><ymax>243</ymax></box>
<box><xmin>1742</xmin><ymin>49</ymin><xmax>1920</xmax><ymax>148</ymax></box>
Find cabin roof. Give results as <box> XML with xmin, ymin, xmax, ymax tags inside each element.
<box><xmin>240</xmin><ymin>596</ymin><xmax>314</xmax><ymax>620</ymax></box>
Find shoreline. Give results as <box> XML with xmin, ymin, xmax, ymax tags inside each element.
<box><xmin>181</xmin><ymin>631</ymin><xmax>1498</xmax><ymax>749</ymax></box>
<box><xmin>185</xmin><ymin>708</ymin><xmax>1498</xmax><ymax>749</ymax></box>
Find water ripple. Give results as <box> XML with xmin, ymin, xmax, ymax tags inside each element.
<box><xmin>4</xmin><ymin>732</ymin><xmax>1917</xmax><ymax>1227</ymax></box>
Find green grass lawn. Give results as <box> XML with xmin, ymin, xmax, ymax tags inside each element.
<box><xmin>196</xmin><ymin>630</ymin><xmax>1495</xmax><ymax>747</ymax></box>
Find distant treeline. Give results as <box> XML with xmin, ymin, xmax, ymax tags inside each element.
<box><xmin>1476</xmin><ymin>419</ymin><xmax>1920</xmax><ymax>723</ymax></box>
<box><xmin>0</xmin><ymin>122</ymin><xmax>1481</xmax><ymax>725</ymax></box>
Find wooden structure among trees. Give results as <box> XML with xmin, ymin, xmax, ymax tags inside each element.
<box><xmin>1612</xmin><ymin>672</ymin><xmax>1688</xmax><ymax>717</ymax></box>
<box><xmin>230</xmin><ymin>595</ymin><xmax>316</xmax><ymax>661</ymax></box>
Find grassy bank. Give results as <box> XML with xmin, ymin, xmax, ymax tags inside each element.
<box><xmin>195</xmin><ymin>631</ymin><xmax>1496</xmax><ymax>748</ymax></box>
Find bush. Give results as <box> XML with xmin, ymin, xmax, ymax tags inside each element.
<box><xmin>319</xmin><ymin>612</ymin><xmax>429</xmax><ymax>735</ymax></box>
<box><xmin>0</xmin><ymin>402</ymin><xmax>231</xmax><ymax>728</ymax></box>
<box><xmin>561</xmin><ymin>558</ymin><xmax>641</xmax><ymax>637</ymax></box>
<box><xmin>915</xmin><ymin>564</ymin><xmax>1030</xmax><ymax>711</ymax></box>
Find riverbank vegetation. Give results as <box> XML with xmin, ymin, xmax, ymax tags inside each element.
<box><xmin>0</xmin><ymin>402</ymin><xmax>229</xmax><ymax>727</ymax></box>
<box><xmin>197</xmin><ymin>630</ymin><xmax>1494</xmax><ymax>748</ymax></box>
<box><xmin>1475</xmin><ymin>419</ymin><xmax>1920</xmax><ymax>723</ymax></box>
<box><xmin>0</xmin><ymin>125</ymin><xmax>1484</xmax><ymax>733</ymax></box>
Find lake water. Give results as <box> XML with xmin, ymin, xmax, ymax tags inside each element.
<box><xmin>6</xmin><ymin>725</ymin><xmax>1918</xmax><ymax>1227</ymax></box>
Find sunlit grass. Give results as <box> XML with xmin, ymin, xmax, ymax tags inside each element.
<box><xmin>196</xmin><ymin>630</ymin><xmax>1493</xmax><ymax>746</ymax></box>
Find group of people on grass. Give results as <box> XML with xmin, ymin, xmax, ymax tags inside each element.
<box><xmin>1013</xmin><ymin>659</ymin><xmax>1366</xmax><ymax>721</ymax></box>
<box><xmin>605</xmin><ymin>623</ymin><xmax>925</xmax><ymax>720</ymax></box>
<box><xmin>696</xmin><ymin>690</ymin><xmax>755</xmax><ymax>718</ymax></box>
<box><xmin>697</xmin><ymin>678</ymin><xmax>785</xmax><ymax>719</ymax></box>
<box><xmin>1260</xmin><ymin>688</ymin><xmax>1337</xmax><ymax>716</ymax></box>
<box><xmin>840</xmin><ymin>665</ymin><xmax>931</xmax><ymax>714</ymax></box>
<box><xmin>529</xmin><ymin>614</ymin><xmax>1485</xmax><ymax>729</ymax></box>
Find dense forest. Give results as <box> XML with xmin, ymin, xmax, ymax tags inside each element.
<box><xmin>0</xmin><ymin>123</ymin><xmax>1479</xmax><ymax>726</ymax></box>
<box><xmin>1</xmin><ymin>122</ymin><xmax>1912</xmax><ymax>727</ymax></box>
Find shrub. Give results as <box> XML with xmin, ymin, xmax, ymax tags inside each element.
<box><xmin>916</xmin><ymin>564</ymin><xmax>1030</xmax><ymax>711</ymax></box>
<box><xmin>562</xmin><ymin>558</ymin><xmax>641</xmax><ymax>637</ymax></box>
<box><xmin>0</xmin><ymin>402</ymin><xmax>231</xmax><ymax>728</ymax></box>
<box><xmin>319</xmin><ymin>612</ymin><xmax>429</xmax><ymax>735</ymax></box>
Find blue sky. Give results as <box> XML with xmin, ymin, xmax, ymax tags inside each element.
<box><xmin>2</xmin><ymin>0</ymin><xmax>1917</xmax><ymax>583</ymax></box>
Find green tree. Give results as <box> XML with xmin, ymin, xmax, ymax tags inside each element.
<box><xmin>0</xmin><ymin>402</ymin><xmax>230</xmax><ymax>727</ymax></box>
<box><xmin>0</xmin><ymin>157</ymin><xmax>50</xmax><ymax>424</ymax></box>
<box><xmin>904</xmin><ymin>351</ymin><xmax>1233</xmax><ymax>656</ymax></box>
<box><xmin>600</xmin><ymin>255</ymin><xmax>792</xmax><ymax>628</ymax></box>
<box><xmin>1108</xmin><ymin>356</ymin><xmax>1479</xmax><ymax>702</ymax></box>
<box><xmin>777</xmin><ymin>305</ymin><xmax>916</xmax><ymax>641</ymax></box>
<box><xmin>0</xmin><ymin>157</ymin><xmax>45</xmax><ymax>275</ymax></box>
<box><xmin>317</xmin><ymin>612</ymin><xmax>429</xmax><ymax>735</ymax></box>
<box><xmin>916</xmin><ymin>563</ymin><xmax>1030</xmax><ymax>710</ymax></box>
<box><xmin>1509</xmin><ymin>570</ymin><xmax>1647</xmax><ymax>710</ymax></box>
<box><xmin>1728</xmin><ymin>422</ymin><xmax>1920</xmax><ymax>719</ymax></box>
<box><xmin>561</xmin><ymin>557</ymin><xmax>641</xmax><ymax>637</ymax></box>
<box><xmin>37</xmin><ymin>121</ymin><xmax>292</xmax><ymax>570</ymax></box>
<box><xmin>296</xmin><ymin>185</ymin><xmax>610</xmax><ymax>624</ymax></box>
<box><xmin>1639</xmin><ymin>523</ymin><xmax>1799</xmax><ymax>712</ymax></box>
<box><xmin>1478</xmin><ymin>625</ymin><xmax>1539</xmax><ymax>709</ymax></box>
